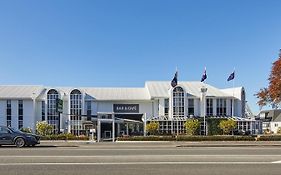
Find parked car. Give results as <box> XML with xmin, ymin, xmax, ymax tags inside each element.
<box><xmin>0</xmin><ymin>125</ymin><xmax>40</xmax><ymax>147</ymax></box>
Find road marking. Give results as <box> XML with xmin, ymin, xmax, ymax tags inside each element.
<box><xmin>272</xmin><ymin>160</ymin><xmax>281</xmax><ymax>163</ymax></box>
<box><xmin>0</xmin><ymin>162</ymin><xmax>274</xmax><ymax>166</ymax></box>
<box><xmin>0</xmin><ymin>155</ymin><xmax>281</xmax><ymax>158</ymax></box>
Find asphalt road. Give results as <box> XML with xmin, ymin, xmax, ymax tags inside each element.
<box><xmin>0</xmin><ymin>142</ymin><xmax>281</xmax><ymax>175</ymax></box>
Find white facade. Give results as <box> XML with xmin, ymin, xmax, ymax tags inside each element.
<box><xmin>0</xmin><ymin>82</ymin><xmax>247</xmax><ymax>134</ymax></box>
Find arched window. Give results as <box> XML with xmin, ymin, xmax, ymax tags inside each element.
<box><xmin>172</xmin><ymin>87</ymin><xmax>185</xmax><ymax>118</ymax></box>
<box><xmin>47</xmin><ymin>89</ymin><xmax>59</xmax><ymax>134</ymax></box>
<box><xmin>70</xmin><ymin>89</ymin><xmax>82</xmax><ymax>135</ymax></box>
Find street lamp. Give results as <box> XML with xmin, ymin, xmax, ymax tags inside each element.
<box><xmin>201</xmin><ymin>86</ymin><xmax>208</xmax><ymax>136</ymax></box>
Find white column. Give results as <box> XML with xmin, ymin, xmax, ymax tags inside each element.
<box><xmin>68</xmin><ymin>95</ymin><xmax>71</xmax><ymax>134</ymax></box>
<box><xmin>143</xmin><ymin>113</ymin><xmax>147</xmax><ymax>136</ymax></box>
<box><xmin>112</xmin><ymin>114</ymin><xmax>115</xmax><ymax>142</ymax></box>
<box><xmin>97</xmin><ymin>119</ymin><xmax>101</xmax><ymax>142</ymax></box>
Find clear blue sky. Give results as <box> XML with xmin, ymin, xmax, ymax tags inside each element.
<box><xmin>0</xmin><ymin>0</ymin><xmax>280</xmax><ymax>114</ymax></box>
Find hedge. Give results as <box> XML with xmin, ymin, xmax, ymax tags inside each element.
<box><xmin>117</xmin><ymin>135</ymin><xmax>256</xmax><ymax>141</ymax></box>
<box><xmin>258</xmin><ymin>135</ymin><xmax>281</xmax><ymax>141</ymax></box>
<box><xmin>40</xmin><ymin>133</ymin><xmax>89</xmax><ymax>140</ymax></box>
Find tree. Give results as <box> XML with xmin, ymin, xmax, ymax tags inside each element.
<box><xmin>256</xmin><ymin>50</ymin><xmax>281</xmax><ymax>109</ymax></box>
<box><xmin>36</xmin><ymin>121</ymin><xmax>53</xmax><ymax>136</ymax></box>
<box><xmin>146</xmin><ymin>121</ymin><xmax>159</xmax><ymax>135</ymax></box>
<box><xmin>219</xmin><ymin>119</ymin><xmax>237</xmax><ymax>135</ymax></box>
<box><xmin>184</xmin><ymin>119</ymin><xmax>200</xmax><ymax>135</ymax></box>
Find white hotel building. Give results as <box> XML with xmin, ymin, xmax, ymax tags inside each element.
<box><xmin>0</xmin><ymin>81</ymin><xmax>259</xmax><ymax>138</ymax></box>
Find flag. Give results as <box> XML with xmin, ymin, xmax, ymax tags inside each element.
<box><xmin>227</xmin><ymin>71</ymin><xmax>235</xmax><ymax>81</ymax></box>
<box><xmin>171</xmin><ymin>71</ymin><xmax>178</xmax><ymax>87</ymax></box>
<box><xmin>201</xmin><ymin>67</ymin><xmax>207</xmax><ymax>82</ymax></box>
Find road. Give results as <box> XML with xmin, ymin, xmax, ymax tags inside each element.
<box><xmin>0</xmin><ymin>142</ymin><xmax>281</xmax><ymax>175</ymax></box>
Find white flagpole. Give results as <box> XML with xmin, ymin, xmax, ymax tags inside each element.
<box><xmin>232</xmin><ymin>68</ymin><xmax>235</xmax><ymax>117</ymax></box>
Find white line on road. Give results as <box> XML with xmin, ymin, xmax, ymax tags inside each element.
<box><xmin>0</xmin><ymin>162</ymin><xmax>275</xmax><ymax>166</ymax></box>
<box><xmin>0</xmin><ymin>155</ymin><xmax>281</xmax><ymax>158</ymax></box>
<box><xmin>271</xmin><ymin>160</ymin><xmax>281</xmax><ymax>163</ymax></box>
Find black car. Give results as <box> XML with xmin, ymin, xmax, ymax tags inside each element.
<box><xmin>0</xmin><ymin>125</ymin><xmax>40</xmax><ymax>147</ymax></box>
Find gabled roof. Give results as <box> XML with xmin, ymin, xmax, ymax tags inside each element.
<box><xmin>221</xmin><ymin>87</ymin><xmax>244</xmax><ymax>100</ymax></box>
<box><xmin>0</xmin><ymin>85</ymin><xmax>44</xmax><ymax>99</ymax></box>
<box><xmin>145</xmin><ymin>81</ymin><xmax>231</xmax><ymax>98</ymax></box>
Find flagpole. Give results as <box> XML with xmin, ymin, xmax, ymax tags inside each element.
<box><xmin>232</xmin><ymin>68</ymin><xmax>235</xmax><ymax>117</ymax></box>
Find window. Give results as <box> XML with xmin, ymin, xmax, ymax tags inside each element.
<box><xmin>216</xmin><ymin>99</ymin><xmax>227</xmax><ymax>116</ymax></box>
<box><xmin>172</xmin><ymin>87</ymin><xmax>185</xmax><ymax>118</ymax></box>
<box><xmin>47</xmin><ymin>89</ymin><xmax>59</xmax><ymax>134</ymax></box>
<box><xmin>164</xmin><ymin>99</ymin><xmax>169</xmax><ymax>116</ymax></box>
<box><xmin>188</xmin><ymin>99</ymin><xmax>194</xmax><ymax>116</ymax></box>
<box><xmin>70</xmin><ymin>89</ymin><xmax>82</xmax><ymax>135</ymax></box>
<box><xmin>206</xmin><ymin>99</ymin><xmax>213</xmax><ymax>116</ymax></box>
<box><xmin>6</xmin><ymin>100</ymin><xmax>11</xmax><ymax>127</ymax></box>
<box><xmin>86</xmin><ymin>101</ymin><xmax>91</xmax><ymax>121</ymax></box>
<box><xmin>42</xmin><ymin>101</ymin><xmax>45</xmax><ymax>121</ymax></box>
<box><xmin>0</xmin><ymin>126</ymin><xmax>9</xmax><ymax>134</ymax></box>
<box><xmin>18</xmin><ymin>100</ymin><xmax>23</xmax><ymax>129</ymax></box>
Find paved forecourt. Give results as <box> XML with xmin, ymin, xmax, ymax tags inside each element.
<box><xmin>0</xmin><ymin>142</ymin><xmax>281</xmax><ymax>175</ymax></box>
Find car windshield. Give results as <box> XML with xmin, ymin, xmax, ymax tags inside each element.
<box><xmin>9</xmin><ymin>127</ymin><xmax>23</xmax><ymax>134</ymax></box>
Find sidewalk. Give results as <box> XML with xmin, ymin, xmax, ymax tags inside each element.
<box><xmin>39</xmin><ymin>140</ymin><xmax>281</xmax><ymax>147</ymax></box>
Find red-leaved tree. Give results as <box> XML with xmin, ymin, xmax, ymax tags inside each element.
<box><xmin>256</xmin><ymin>49</ymin><xmax>281</xmax><ymax>109</ymax></box>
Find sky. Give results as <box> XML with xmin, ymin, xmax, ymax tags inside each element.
<box><xmin>0</xmin><ymin>0</ymin><xmax>280</xmax><ymax>114</ymax></box>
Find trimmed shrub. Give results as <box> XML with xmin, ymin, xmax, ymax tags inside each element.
<box><xmin>258</xmin><ymin>135</ymin><xmax>281</xmax><ymax>141</ymax></box>
<box><xmin>40</xmin><ymin>133</ymin><xmax>89</xmax><ymax>140</ymax></box>
<box><xmin>207</xmin><ymin>118</ymin><xmax>224</xmax><ymax>135</ymax></box>
<box><xmin>146</xmin><ymin>121</ymin><xmax>159</xmax><ymax>135</ymax></box>
<box><xmin>184</xmin><ymin>119</ymin><xmax>200</xmax><ymax>135</ymax></box>
<box><xmin>117</xmin><ymin>135</ymin><xmax>255</xmax><ymax>141</ymax></box>
<box><xmin>176</xmin><ymin>135</ymin><xmax>255</xmax><ymax>141</ymax></box>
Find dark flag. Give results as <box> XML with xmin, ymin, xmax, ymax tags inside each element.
<box><xmin>227</xmin><ymin>71</ymin><xmax>235</xmax><ymax>81</ymax></box>
<box><xmin>171</xmin><ymin>71</ymin><xmax>178</xmax><ymax>87</ymax></box>
<box><xmin>201</xmin><ymin>67</ymin><xmax>207</xmax><ymax>82</ymax></box>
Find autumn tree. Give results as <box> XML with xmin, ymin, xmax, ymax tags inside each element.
<box><xmin>256</xmin><ymin>49</ymin><xmax>281</xmax><ymax>109</ymax></box>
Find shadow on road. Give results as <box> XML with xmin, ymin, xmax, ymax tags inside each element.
<box><xmin>0</xmin><ymin>145</ymin><xmax>79</xmax><ymax>148</ymax></box>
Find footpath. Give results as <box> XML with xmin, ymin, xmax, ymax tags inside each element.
<box><xmin>39</xmin><ymin>140</ymin><xmax>281</xmax><ymax>148</ymax></box>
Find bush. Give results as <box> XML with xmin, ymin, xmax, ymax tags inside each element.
<box><xmin>40</xmin><ymin>133</ymin><xmax>89</xmax><ymax>140</ymax></box>
<box><xmin>258</xmin><ymin>135</ymin><xmax>281</xmax><ymax>141</ymax></box>
<box><xmin>219</xmin><ymin>119</ymin><xmax>237</xmax><ymax>135</ymax></box>
<box><xmin>184</xmin><ymin>119</ymin><xmax>200</xmax><ymax>135</ymax></box>
<box><xmin>176</xmin><ymin>135</ymin><xmax>255</xmax><ymax>141</ymax></box>
<box><xmin>207</xmin><ymin>118</ymin><xmax>224</xmax><ymax>135</ymax></box>
<box><xmin>146</xmin><ymin>121</ymin><xmax>159</xmax><ymax>135</ymax></box>
<box><xmin>118</xmin><ymin>136</ymin><xmax>176</xmax><ymax>141</ymax></box>
<box><xmin>36</xmin><ymin>121</ymin><xmax>53</xmax><ymax>136</ymax></box>
<box><xmin>117</xmin><ymin>135</ymin><xmax>255</xmax><ymax>141</ymax></box>
<box><xmin>20</xmin><ymin>127</ymin><xmax>32</xmax><ymax>133</ymax></box>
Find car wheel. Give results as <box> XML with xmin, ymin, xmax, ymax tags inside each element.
<box><xmin>15</xmin><ymin>138</ymin><xmax>25</xmax><ymax>148</ymax></box>
<box><xmin>31</xmin><ymin>144</ymin><xmax>35</xmax><ymax>147</ymax></box>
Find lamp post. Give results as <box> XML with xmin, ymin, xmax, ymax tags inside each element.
<box><xmin>201</xmin><ymin>86</ymin><xmax>208</xmax><ymax>135</ymax></box>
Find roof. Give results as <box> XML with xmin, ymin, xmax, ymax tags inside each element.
<box><xmin>0</xmin><ymin>85</ymin><xmax>44</xmax><ymax>99</ymax></box>
<box><xmin>83</xmin><ymin>88</ymin><xmax>150</xmax><ymax>101</ymax></box>
<box><xmin>145</xmin><ymin>81</ymin><xmax>231</xmax><ymax>98</ymax></box>
<box><xmin>258</xmin><ymin>109</ymin><xmax>281</xmax><ymax>122</ymax></box>
<box><xmin>221</xmin><ymin>87</ymin><xmax>244</xmax><ymax>100</ymax></box>
<box><xmin>0</xmin><ymin>81</ymin><xmax>243</xmax><ymax>101</ymax></box>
